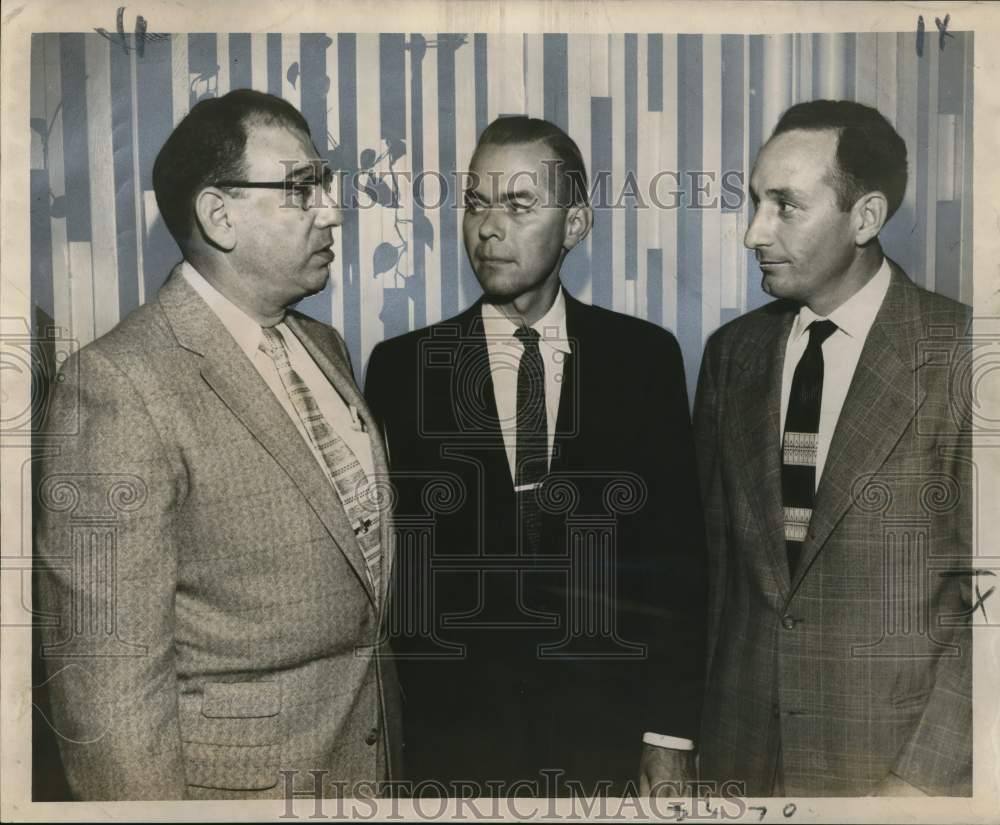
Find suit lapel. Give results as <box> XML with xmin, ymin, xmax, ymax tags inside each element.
<box><xmin>551</xmin><ymin>293</ymin><xmax>583</xmax><ymax>475</ymax></box>
<box><xmin>156</xmin><ymin>269</ymin><xmax>377</xmax><ymax>606</ymax></box>
<box><xmin>787</xmin><ymin>266</ymin><xmax>928</xmax><ymax>599</ymax></box>
<box><xmin>453</xmin><ymin>302</ymin><xmax>510</xmax><ymax>485</ymax></box>
<box><xmin>732</xmin><ymin>306</ymin><xmax>797</xmax><ymax>596</ymax></box>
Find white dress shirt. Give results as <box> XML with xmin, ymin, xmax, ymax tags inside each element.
<box><xmin>482</xmin><ymin>292</ymin><xmax>571</xmax><ymax>478</ymax></box>
<box><xmin>481</xmin><ymin>290</ymin><xmax>694</xmax><ymax>754</ymax></box>
<box><xmin>779</xmin><ymin>258</ymin><xmax>892</xmax><ymax>488</ymax></box>
<box><xmin>181</xmin><ymin>262</ymin><xmax>376</xmax><ymax>483</ymax></box>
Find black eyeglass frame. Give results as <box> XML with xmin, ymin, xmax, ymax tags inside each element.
<box><xmin>211</xmin><ymin>173</ymin><xmax>335</xmax><ymax>210</ymax></box>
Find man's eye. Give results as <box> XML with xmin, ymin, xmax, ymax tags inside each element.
<box><xmin>464</xmin><ymin>196</ymin><xmax>486</xmax><ymax>212</ymax></box>
<box><xmin>778</xmin><ymin>200</ymin><xmax>796</xmax><ymax>214</ymax></box>
<box><xmin>508</xmin><ymin>200</ymin><xmax>534</xmax><ymax>214</ymax></box>
<box><xmin>292</xmin><ymin>183</ymin><xmax>315</xmax><ymax>208</ymax></box>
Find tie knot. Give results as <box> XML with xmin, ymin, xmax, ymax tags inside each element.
<box><xmin>514</xmin><ymin>326</ymin><xmax>541</xmax><ymax>348</ymax></box>
<box><xmin>807</xmin><ymin>319</ymin><xmax>837</xmax><ymax>349</ymax></box>
<box><xmin>260</xmin><ymin>325</ymin><xmax>286</xmax><ymax>357</ymax></box>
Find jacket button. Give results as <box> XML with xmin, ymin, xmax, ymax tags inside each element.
<box><xmin>781</xmin><ymin>615</ymin><xmax>796</xmax><ymax>630</ymax></box>
<box><xmin>365</xmin><ymin>727</ymin><xmax>379</xmax><ymax>746</ymax></box>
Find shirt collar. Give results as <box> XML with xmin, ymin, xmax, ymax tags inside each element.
<box><xmin>481</xmin><ymin>288</ymin><xmax>571</xmax><ymax>354</ymax></box>
<box><xmin>180</xmin><ymin>261</ymin><xmax>272</xmax><ymax>359</ymax></box>
<box><xmin>790</xmin><ymin>257</ymin><xmax>892</xmax><ymax>344</ymax></box>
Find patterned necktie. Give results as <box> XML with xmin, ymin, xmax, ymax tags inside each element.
<box><xmin>781</xmin><ymin>319</ymin><xmax>837</xmax><ymax>575</ymax></box>
<box><xmin>514</xmin><ymin>326</ymin><xmax>548</xmax><ymax>555</ymax></box>
<box><xmin>260</xmin><ymin>326</ymin><xmax>381</xmax><ymax>597</ymax></box>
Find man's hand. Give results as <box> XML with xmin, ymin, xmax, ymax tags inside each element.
<box><xmin>871</xmin><ymin>773</ymin><xmax>929</xmax><ymax>797</ymax></box>
<box><xmin>638</xmin><ymin>744</ymin><xmax>695</xmax><ymax>797</ymax></box>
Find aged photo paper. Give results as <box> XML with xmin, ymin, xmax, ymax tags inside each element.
<box><xmin>2</xmin><ymin>0</ymin><xmax>998</xmax><ymax>821</ymax></box>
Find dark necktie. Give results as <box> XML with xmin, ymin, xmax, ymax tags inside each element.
<box><xmin>514</xmin><ymin>326</ymin><xmax>547</xmax><ymax>555</ymax></box>
<box><xmin>781</xmin><ymin>319</ymin><xmax>837</xmax><ymax>575</ymax></box>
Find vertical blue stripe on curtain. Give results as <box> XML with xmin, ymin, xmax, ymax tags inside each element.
<box><xmin>338</xmin><ymin>33</ymin><xmax>362</xmax><ymax>364</ymax></box>
<box><xmin>648</xmin><ymin>34</ymin><xmax>663</xmax><ymax>112</ymax></box>
<box><xmin>229</xmin><ymin>34</ymin><xmax>252</xmax><ymax>89</ymax></box>
<box><xmin>436</xmin><ymin>35</ymin><xmax>459</xmax><ymax>320</ymax></box>
<box><xmin>380</xmin><ymin>34</ymin><xmax>406</xmax><ymax>142</ymax></box>
<box><xmin>408</xmin><ymin>34</ymin><xmax>428</xmax><ymax>330</ymax></box>
<box><xmin>30</xmin><ymin>34</ymin><xmax>54</xmax><ymax>324</ymax></box>
<box><xmin>745</xmin><ymin>35</ymin><xmax>768</xmax><ymax>312</ymax></box>
<box><xmin>677</xmin><ymin>34</ymin><xmax>703</xmax><ymax>401</ymax></box>
<box><xmin>110</xmin><ymin>36</ymin><xmax>140</xmax><ymax>318</ymax></box>
<box><xmin>720</xmin><ymin>35</ymin><xmax>744</xmax><ymax>214</ymax></box>
<box><xmin>59</xmin><ymin>34</ymin><xmax>91</xmax><ymax>244</ymax></box>
<box><xmin>935</xmin><ymin>31</ymin><xmax>966</xmax><ymax>302</ymax></box>
<box><xmin>844</xmin><ymin>34</ymin><xmax>857</xmax><ymax>98</ymax></box>
<box><xmin>543</xmin><ymin>34</ymin><xmax>568</xmax><ymax>131</ymax></box>
<box><xmin>914</xmin><ymin>35</ymin><xmax>933</xmax><ymax>288</ymax></box>
<box><xmin>590</xmin><ymin>96</ymin><xmax>613</xmax><ymax>309</ymax></box>
<box><xmin>295</xmin><ymin>33</ymin><xmax>334</xmax><ymax>325</ymax></box>
<box><xmin>266</xmin><ymin>33</ymin><xmax>282</xmax><ymax>97</ymax></box>
<box><xmin>135</xmin><ymin>34</ymin><xmax>175</xmax><ymax>295</ymax></box>
<box><xmin>461</xmin><ymin>37</ymin><xmax>483</xmax><ymax>307</ymax></box>
<box><xmin>188</xmin><ymin>33</ymin><xmax>217</xmax><ymax>106</ymax></box>
<box><xmin>474</xmin><ymin>34</ymin><xmax>488</xmax><ymax>138</ymax></box>
<box><xmin>379</xmin><ymin>33</ymin><xmax>409</xmax><ymax>341</ymax></box>
<box><xmin>624</xmin><ymin>34</ymin><xmax>638</xmax><ymax>284</ymax></box>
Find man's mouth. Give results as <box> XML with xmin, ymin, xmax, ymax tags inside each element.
<box><xmin>314</xmin><ymin>245</ymin><xmax>335</xmax><ymax>263</ymax></box>
<box><xmin>757</xmin><ymin>259</ymin><xmax>789</xmax><ymax>268</ymax></box>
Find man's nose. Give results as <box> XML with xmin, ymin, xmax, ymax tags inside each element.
<box><xmin>477</xmin><ymin>207</ymin><xmax>505</xmax><ymax>240</ymax></box>
<box><xmin>743</xmin><ymin>207</ymin><xmax>770</xmax><ymax>250</ymax></box>
<box><xmin>313</xmin><ymin>200</ymin><xmax>344</xmax><ymax>229</ymax></box>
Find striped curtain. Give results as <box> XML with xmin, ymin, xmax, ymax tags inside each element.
<box><xmin>30</xmin><ymin>32</ymin><xmax>973</xmax><ymax>394</ymax></box>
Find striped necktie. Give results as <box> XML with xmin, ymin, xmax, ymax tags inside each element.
<box><xmin>260</xmin><ymin>325</ymin><xmax>381</xmax><ymax>598</ymax></box>
<box><xmin>514</xmin><ymin>326</ymin><xmax>547</xmax><ymax>555</ymax></box>
<box><xmin>781</xmin><ymin>319</ymin><xmax>837</xmax><ymax>575</ymax></box>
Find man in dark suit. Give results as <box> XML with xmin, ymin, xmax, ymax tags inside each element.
<box><xmin>365</xmin><ymin>117</ymin><xmax>705</xmax><ymax>796</ymax></box>
<box><xmin>695</xmin><ymin>100</ymin><xmax>972</xmax><ymax>797</ymax></box>
<box><xmin>35</xmin><ymin>90</ymin><xmax>401</xmax><ymax>800</ymax></box>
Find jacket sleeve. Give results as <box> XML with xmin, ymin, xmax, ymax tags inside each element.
<box><xmin>890</xmin><ymin>414</ymin><xmax>973</xmax><ymax>795</ymax></box>
<box><xmin>692</xmin><ymin>332</ymin><xmax>728</xmax><ymax>683</ymax></box>
<box><xmin>641</xmin><ymin>332</ymin><xmax>708</xmax><ymax>742</ymax></box>
<box><xmin>35</xmin><ymin>347</ymin><xmax>187</xmax><ymax>800</ymax></box>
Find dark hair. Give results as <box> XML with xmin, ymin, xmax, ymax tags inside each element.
<box><xmin>771</xmin><ymin>99</ymin><xmax>908</xmax><ymax>219</ymax></box>
<box><xmin>472</xmin><ymin>116</ymin><xmax>589</xmax><ymax>207</ymax></box>
<box><xmin>152</xmin><ymin>89</ymin><xmax>311</xmax><ymax>242</ymax></box>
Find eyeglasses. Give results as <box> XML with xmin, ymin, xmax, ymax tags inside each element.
<box><xmin>213</xmin><ymin>171</ymin><xmax>335</xmax><ymax>212</ymax></box>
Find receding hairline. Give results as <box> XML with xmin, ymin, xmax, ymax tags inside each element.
<box><xmin>755</xmin><ymin>127</ymin><xmax>853</xmax><ymax>206</ymax></box>
<box><xmin>469</xmin><ymin>137</ymin><xmax>582</xmax><ymax>195</ymax></box>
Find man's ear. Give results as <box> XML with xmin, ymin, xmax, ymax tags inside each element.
<box><xmin>853</xmin><ymin>191</ymin><xmax>888</xmax><ymax>246</ymax></box>
<box><xmin>194</xmin><ymin>188</ymin><xmax>236</xmax><ymax>251</ymax></box>
<box><xmin>563</xmin><ymin>204</ymin><xmax>594</xmax><ymax>251</ymax></box>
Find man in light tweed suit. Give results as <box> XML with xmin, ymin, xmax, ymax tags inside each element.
<box><xmin>35</xmin><ymin>90</ymin><xmax>401</xmax><ymax>800</ymax></box>
<box><xmin>695</xmin><ymin>100</ymin><xmax>972</xmax><ymax>796</ymax></box>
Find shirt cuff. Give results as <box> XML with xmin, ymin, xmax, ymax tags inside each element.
<box><xmin>642</xmin><ymin>732</ymin><xmax>695</xmax><ymax>751</ymax></box>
